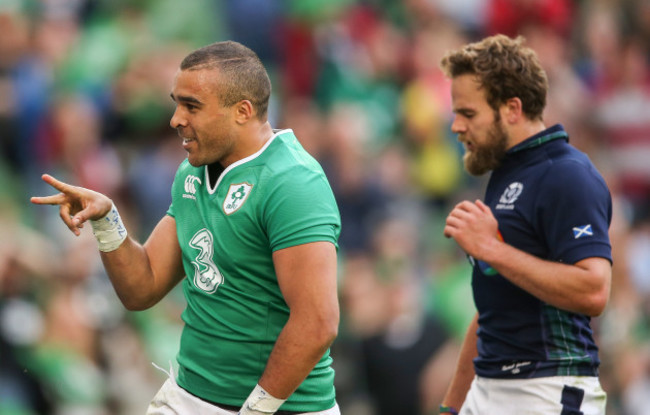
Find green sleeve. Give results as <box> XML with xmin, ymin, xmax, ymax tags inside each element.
<box><xmin>263</xmin><ymin>166</ymin><xmax>341</xmax><ymax>252</ymax></box>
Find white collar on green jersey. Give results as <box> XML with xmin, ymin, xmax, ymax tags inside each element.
<box><xmin>205</xmin><ymin>128</ymin><xmax>293</xmax><ymax>195</ymax></box>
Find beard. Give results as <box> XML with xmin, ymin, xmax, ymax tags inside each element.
<box><xmin>463</xmin><ymin>116</ymin><xmax>509</xmax><ymax>176</ymax></box>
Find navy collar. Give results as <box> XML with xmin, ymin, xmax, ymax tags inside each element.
<box><xmin>507</xmin><ymin>124</ymin><xmax>569</xmax><ymax>155</ymax></box>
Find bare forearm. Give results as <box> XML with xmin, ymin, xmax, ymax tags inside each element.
<box><xmin>480</xmin><ymin>240</ymin><xmax>610</xmax><ymax>316</ymax></box>
<box><xmin>99</xmin><ymin>216</ymin><xmax>184</xmax><ymax>311</ymax></box>
<box><xmin>258</xmin><ymin>315</ymin><xmax>337</xmax><ymax>399</ymax></box>
<box><xmin>442</xmin><ymin>314</ymin><xmax>478</xmax><ymax>410</ymax></box>
<box><xmin>100</xmin><ymin>237</ymin><xmax>160</xmax><ymax>310</ymax></box>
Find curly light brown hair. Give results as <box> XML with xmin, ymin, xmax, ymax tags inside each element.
<box><xmin>440</xmin><ymin>34</ymin><xmax>548</xmax><ymax>121</ymax></box>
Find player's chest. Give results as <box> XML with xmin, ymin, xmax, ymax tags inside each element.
<box><xmin>485</xmin><ymin>171</ymin><xmax>548</xmax><ymax>257</ymax></box>
<box><xmin>177</xmin><ymin>174</ymin><xmax>262</xmax><ymax>241</ymax></box>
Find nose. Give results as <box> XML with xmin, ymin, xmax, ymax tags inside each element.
<box><xmin>170</xmin><ymin>107</ymin><xmax>187</xmax><ymax>129</ymax></box>
<box><xmin>450</xmin><ymin>116</ymin><xmax>466</xmax><ymax>135</ymax></box>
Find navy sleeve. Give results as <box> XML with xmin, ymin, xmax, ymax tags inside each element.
<box><xmin>535</xmin><ymin>160</ymin><xmax>612</xmax><ymax>265</ymax></box>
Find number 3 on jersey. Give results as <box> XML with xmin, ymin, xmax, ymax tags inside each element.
<box><xmin>189</xmin><ymin>229</ymin><xmax>223</xmax><ymax>293</ymax></box>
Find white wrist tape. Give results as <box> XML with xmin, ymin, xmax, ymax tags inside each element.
<box><xmin>90</xmin><ymin>203</ymin><xmax>127</xmax><ymax>252</ymax></box>
<box><xmin>240</xmin><ymin>384</ymin><xmax>286</xmax><ymax>415</ymax></box>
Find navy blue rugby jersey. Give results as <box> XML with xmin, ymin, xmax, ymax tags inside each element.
<box><xmin>471</xmin><ymin>124</ymin><xmax>612</xmax><ymax>379</ymax></box>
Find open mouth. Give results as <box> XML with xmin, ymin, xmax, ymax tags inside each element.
<box><xmin>182</xmin><ymin>137</ymin><xmax>195</xmax><ymax>150</ymax></box>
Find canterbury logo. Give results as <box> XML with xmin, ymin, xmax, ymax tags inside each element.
<box><xmin>184</xmin><ymin>175</ymin><xmax>202</xmax><ymax>195</ymax></box>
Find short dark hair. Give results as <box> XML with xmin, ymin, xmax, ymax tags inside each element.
<box><xmin>440</xmin><ymin>34</ymin><xmax>548</xmax><ymax>120</ymax></box>
<box><xmin>181</xmin><ymin>41</ymin><xmax>271</xmax><ymax>119</ymax></box>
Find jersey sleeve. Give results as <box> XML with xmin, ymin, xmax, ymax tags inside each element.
<box><xmin>536</xmin><ymin>160</ymin><xmax>612</xmax><ymax>265</ymax></box>
<box><xmin>166</xmin><ymin>160</ymin><xmax>189</xmax><ymax>218</ymax></box>
<box><xmin>262</xmin><ymin>166</ymin><xmax>341</xmax><ymax>252</ymax></box>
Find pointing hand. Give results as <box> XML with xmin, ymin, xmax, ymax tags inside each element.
<box><xmin>30</xmin><ymin>174</ymin><xmax>113</xmax><ymax>236</ymax></box>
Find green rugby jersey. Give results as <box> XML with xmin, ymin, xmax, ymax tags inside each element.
<box><xmin>167</xmin><ymin>129</ymin><xmax>341</xmax><ymax>411</ymax></box>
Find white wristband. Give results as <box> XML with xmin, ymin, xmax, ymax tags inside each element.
<box><xmin>90</xmin><ymin>203</ymin><xmax>127</xmax><ymax>252</ymax></box>
<box><xmin>239</xmin><ymin>384</ymin><xmax>286</xmax><ymax>415</ymax></box>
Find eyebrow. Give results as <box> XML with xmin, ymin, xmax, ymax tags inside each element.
<box><xmin>453</xmin><ymin>107</ymin><xmax>476</xmax><ymax>116</ymax></box>
<box><xmin>170</xmin><ymin>93</ymin><xmax>203</xmax><ymax>106</ymax></box>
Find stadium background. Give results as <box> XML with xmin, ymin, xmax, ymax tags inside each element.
<box><xmin>1</xmin><ymin>0</ymin><xmax>649</xmax><ymax>414</ymax></box>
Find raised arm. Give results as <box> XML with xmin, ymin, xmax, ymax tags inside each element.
<box><xmin>31</xmin><ymin>174</ymin><xmax>185</xmax><ymax>310</ymax></box>
<box><xmin>444</xmin><ymin>200</ymin><xmax>611</xmax><ymax>316</ymax></box>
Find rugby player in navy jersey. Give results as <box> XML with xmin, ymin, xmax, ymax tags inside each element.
<box><xmin>438</xmin><ymin>35</ymin><xmax>612</xmax><ymax>415</ymax></box>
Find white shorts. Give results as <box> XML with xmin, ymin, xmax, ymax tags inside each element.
<box><xmin>460</xmin><ymin>375</ymin><xmax>607</xmax><ymax>415</ymax></box>
<box><xmin>146</xmin><ymin>365</ymin><xmax>340</xmax><ymax>415</ymax></box>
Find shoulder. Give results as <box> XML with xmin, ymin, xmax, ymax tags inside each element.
<box><xmin>262</xmin><ymin>130</ymin><xmax>330</xmax><ymax>186</ymax></box>
<box><xmin>175</xmin><ymin>158</ymin><xmax>198</xmax><ymax>175</ymax></box>
<box><xmin>258</xmin><ymin>132</ymin><xmax>339</xmax><ymax>216</ymax></box>
<box><xmin>532</xmin><ymin>146</ymin><xmax>611</xmax><ymax>220</ymax></box>
<box><xmin>541</xmin><ymin>146</ymin><xmax>609</xmax><ymax>194</ymax></box>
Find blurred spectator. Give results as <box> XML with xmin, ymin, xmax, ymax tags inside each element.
<box><xmin>591</xmin><ymin>37</ymin><xmax>650</xmax><ymax>220</ymax></box>
<box><xmin>484</xmin><ymin>0</ymin><xmax>573</xmax><ymax>38</ymax></box>
<box><xmin>401</xmin><ymin>22</ymin><xmax>465</xmax><ymax>206</ymax></box>
<box><xmin>322</xmin><ymin>101</ymin><xmax>389</xmax><ymax>253</ymax></box>
<box><xmin>340</xmin><ymin>216</ymin><xmax>456</xmax><ymax>415</ymax></box>
<box><xmin>125</xmin><ymin>135</ymin><xmax>185</xmax><ymax>237</ymax></box>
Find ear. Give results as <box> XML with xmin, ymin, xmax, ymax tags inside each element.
<box><xmin>501</xmin><ymin>97</ymin><xmax>523</xmax><ymax>124</ymax></box>
<box><xmin>233</xmin><ymin>100</ymin><xmax>255</xmax><ymax>124</ymax></box>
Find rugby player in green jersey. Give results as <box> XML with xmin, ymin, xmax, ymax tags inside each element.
<box><xmin>31</xmin><ymin>41</ymin><xmax>342</xmax><ymax>415</ymax></box>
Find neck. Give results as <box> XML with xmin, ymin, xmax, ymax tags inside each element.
<box><xmin>221</xmin><ymin>121</ymin><xmax>274</xmax><ymax>168</ymax></box>
<box><xmin>246</xmin><ymin>121</ymin><xmax>274</xmax><ymax>157</ymax></box>
<box><xmin>507</xmin><ymin>120</ymin><xmax>546</xmax><ymax>150</ymax></box>
<box><xmin>255</xmin><ymin>121</ymin><xmax>274</xmax><ymax>149</ymax></box>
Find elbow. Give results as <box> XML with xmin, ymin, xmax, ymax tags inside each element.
<box><xmin>123</xmin><ymin>302</ymin><xmax>149</xmax><ymax>312</ymax></box>
<box><xmin>326</xmin><ymin>317</ymin><xmax>339</xmax><ymax>345</ymax></box>
<box><xmin>589</xmin><ymin>276</ymin><xmax>612</xmax><ymax>317</ymax></box>
<box><xmin>121</xmin><ymin>300</ymin><xmax>146</xmax><ymax>312</ymax></box>
<box><xmin>562</xmin><ymin>291</ymin><xmax>609</xmax><ymax>317</ymax></box>
<box><xmin>288</xmin><ymin>300</ymin><xmax>340</xmax><ymax>349</ymax></box>
<box><xmin>573</xmin><ymin>257</ymin><xmax>612</xmax><ymax>317</ymax></box>
<box><xmin>119</xmin><ymin>295</ymin><xmax>157</xmax><ymax>312</ymax></box>
<box><xmin>320</xmin><ymin>313</ymin><xmax>340</xmax><ymax>347</ymax></box>
<box><xmin>584</xmin><ymin>291</ymin><xmax>609</xmax><ymax>317</ymax></box>
<box><xmin>580</xmin><ymin>285</ymin><xmax>610</xmax><ymax>317</ymax></box>
<box><xmin>311</xmin><ymin>310</ymin><xmax>339</xmax><ymax>348</ymax></box>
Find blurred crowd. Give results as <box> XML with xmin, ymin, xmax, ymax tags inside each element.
<box><xmin>1</xmin><ymin>0</ymin><xmax>650</xmax><ymax>414</ymax></box>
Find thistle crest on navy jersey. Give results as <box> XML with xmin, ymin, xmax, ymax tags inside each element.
<box><xmin>223</xmin><ymin>183</ymin><xmax>253</xmax><ymax>215</ymax></box>
<box><xmin>496</xmin><ymin>182</ymin><xmax>524</xmax><ymax>210</ymax></box>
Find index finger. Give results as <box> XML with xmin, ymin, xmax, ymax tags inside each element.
<box><xmin>451</xmin><ymin>200</ymin><xmax>481</xmax><ymax>216</ymax></box>
<box><xmin>475</xmin><ymin>199</ymin><xmax>494</xmax><ymax>216</ymax></box>
<box><xmin>40</xmin><ymin>174</ymin><xmax>78</xmax><ymax>195</ymax></box>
